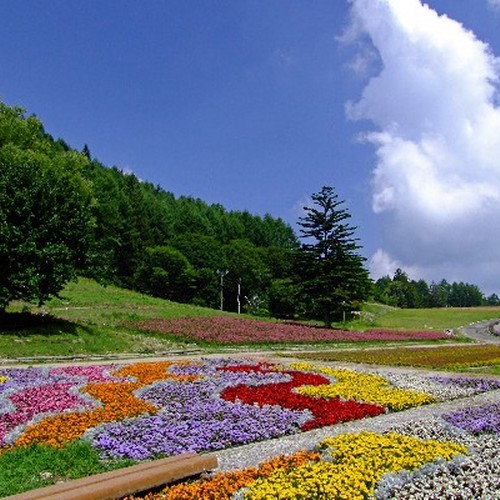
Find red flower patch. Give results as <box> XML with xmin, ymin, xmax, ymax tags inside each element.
<box><xmin>219</xmin><ymin>365</ymin><xmax>384</xmax><ymax>430</ymax></box>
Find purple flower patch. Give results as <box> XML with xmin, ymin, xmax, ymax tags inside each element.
<box><xmin>87</xmin><ymin>364</ymin><xmax>302</xmax><ymax>460</ymax></box>
<box><xmin>430</xmin><ymin>376</ymin><xmax>500</xmax><ymax>392</ymax></box>
<box><xmin>442</xmin><ymin>403</ymin><xmax>500</xmax><ymax>434</ymax></box>
<box><xmin>89</xmin><ymin>397</ymin><xmax>302</xmax><ymax>459</ymax></box>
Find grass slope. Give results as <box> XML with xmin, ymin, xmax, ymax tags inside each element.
<box><xmin>349</xmin><ymin>302</ymin><xmax>500</xmax><ymax>331</ymax></box>
<box><xmin>0</xmin><ymin>278</ymin><xmax>221</xmax><ymax>359</ymax></box>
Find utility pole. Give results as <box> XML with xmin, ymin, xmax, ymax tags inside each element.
<box><xmin>237</xmin><ymin>279</ymin><xmax>241</xmax><ymax>314</ymax></box>
<box><xmin>217</xmin><ymin>269</ymin><xmax>228</xmax><ymax>311</ymax></box>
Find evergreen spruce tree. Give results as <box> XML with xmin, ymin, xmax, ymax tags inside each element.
<box><xmin>296</xmin><ymin>186</ymin><xmax>371</xmax><ymax>325</ymax></box>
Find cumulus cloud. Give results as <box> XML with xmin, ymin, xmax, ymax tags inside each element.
<box><xmin>346</xmin><ymin>0</ymin><xmax>500</xmax><ymax>293</ymax></box>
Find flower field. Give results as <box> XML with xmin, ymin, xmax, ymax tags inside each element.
<box><xmin>296</xmin><ymin>344</ymin><xmax>500</xmax><ymax>370</ymax></box>
<box><xmin>0</xmin><ymin>358</ymin><xmax>499</xmax><ymax>497</ymax></box>
<box><xmin>132</xmin><ymin>410</ymin><xmax>499</xmax><ymax>500</ymax></box>
<box><xmin>137</xmin><ymin>316</ymin><xmax>448</xmax><ymax>343</ymax></box>
<box><xmin>136</xmin><ymin>431</ymin><xmax>467</xmax><ymax>499</ymax></box>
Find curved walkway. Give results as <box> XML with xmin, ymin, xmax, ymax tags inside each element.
<box><xmin>459</xmin><ymin>319</ymin><xmax>500</xmax><ymax>345</ymax></box>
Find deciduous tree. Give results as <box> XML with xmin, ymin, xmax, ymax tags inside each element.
<box><xmin>0</xmin><ymin>144</ymin><xmax>94</xmax><ymax>311</ymax></box>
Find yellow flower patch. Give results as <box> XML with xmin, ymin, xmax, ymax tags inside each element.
<box><xmin>291</xmin><ymin>363</ymin><xmax>435</xmax><ymax>411</ymax></box>
<box><xmin>0</xmin><ymin>376</ymin><xmax>7</xmax><ymax>384</ymax></box>
<box><xmin>245</xmin><ymin>431</ymin><xmax>467</xmax><ymax>499</ymax></box>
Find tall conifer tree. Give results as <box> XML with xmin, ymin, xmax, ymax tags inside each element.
<box><xmin>296</xmin><ymin>186</ymin><xmax>371</xmax><ymax>325</ymax></box>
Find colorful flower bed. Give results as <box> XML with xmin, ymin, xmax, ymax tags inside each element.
<box><xmin>136</xmin><ymin>316</ymin><xmax>448</xmax><ymax>343</ymax></box>
<box><xmin>128</xmin><ymin>431</ymin><xmax>468</xmax><ymax>499</ymax></box>
<box><xmin>377</xmin><ymin>414</ymin><xmax>499</xmax><ymax>498</ymax></box>
<box><xmin>133</xmin><ymin>450</ymin><xmax>323</xmax><ymax>500</ymax></box>
<box><xmin>289</xmin><ymin>363</ymin><xmax>436</xmax><ymax>411</ymax></box>
<box><xmin>1</xmin><ymin>359</ymin><xmax>498</xmax><ymax>456</ymax></box>
<box><xmin>219</xmin><ymin>364</ymin><xmax>384</xmax><ymax>431</ymax></box>
<box><xmin>128</xmin><ymin>401</ymin><xmax>500</xmax><ymax>500</ymax></box>
<box><xmin>1</xmin><ymin>358</ymin><xmax>499</xmax><ymax>497</ymax></box>
<box><xmin>296</xmin><ymin>344</ymin><xmax>500</xmax><ymax>369</ymax></box>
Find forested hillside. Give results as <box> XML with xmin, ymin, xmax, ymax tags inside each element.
<box><xmin>83</xmin><ymin>154</ymin><xmax>298</xmax><ymax>310</ymax></box>
<box><xmin>373</xmin><ymin>269</ymin><xmax>500</xmax><ymax>308</ymax></box>
<box><xmin>0</xmin><ymin>100</ymin><xmax>297</xmax><ymax>313</ymax></box>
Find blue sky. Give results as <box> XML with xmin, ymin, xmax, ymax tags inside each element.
<box><xmin>1</xmin><ymin>0</ymin><xmax>500</xmax><ymax>294</ymax></box>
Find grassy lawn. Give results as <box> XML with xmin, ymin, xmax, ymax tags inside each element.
<box><xmin>0</xmin><ymin>442</ymin><xmax>135</xmax><ymax>498</ymax></box>
<box><xmin>0</xmin><ymin>278</ymin><xmax>222</xmax><ymax>359</ymax></box>
<box><xmin>347</xmin><ymin>302</ymin><xmax>500</xmax><ymax>331</ymax></box>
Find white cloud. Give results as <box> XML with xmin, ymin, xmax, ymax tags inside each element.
<box><xmin>347</xmin><ymin>0</ymin><xmax>500</xmax><ymax>293</ymax></box>
<box><xmin>369</xmin><ymin>249</ymin><xmax>401</xmax><ymax>279</ymax></box>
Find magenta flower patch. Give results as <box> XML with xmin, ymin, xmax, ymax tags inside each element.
<box><xmin>137</xmin><ymin>316</ymin><xmax>447</xmax><ymax>344</ymax></box>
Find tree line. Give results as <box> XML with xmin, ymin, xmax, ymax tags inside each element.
<box><xmin>373</xmin><ymin>269</ymin><xmax>500</xmax><ymax>308</ymax></box>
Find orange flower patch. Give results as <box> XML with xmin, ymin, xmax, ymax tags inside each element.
<box><xmin>112</xmin><ymin>361</ymin><xmax>198</xmax><ymax>385</ymax></box>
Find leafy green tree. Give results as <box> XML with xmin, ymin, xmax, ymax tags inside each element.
<box><xmin>268</xmin><ymin>278</ymin><xmax>302</xmax><ymax>319</ymax></box>
<box><xmin>170</xmin><ymin>233</ymin><xmax>226</xmax><ymax>308</ymax></box>
<box><xmin>429</xmin><ymin>279</ymin><xmax>450</xmax><ymax>307</ymax></box>
<box><xmin>260</xmin><ymin>214</ymin><xmax>298</xmax><ymax>249</ymax></box>
<box><xmin>384</xmin><ymin>269</ymin><xmax>422</xmax><ymax>308</ymax></box>
<box><xmin>0</xmin><ymin>144</ymin><xmax>94</xmax><ymax>311</ymax></box>
<box><xmin>223</xmin><ymin>239</ymin><xmax>270</xmax><ymax>313</ymax></box>
<box><xmin>412</xmin><ymin>279</ymin><xmax>431</xmax><ymax>308</ymax></box>
<box><xmin>486</xmin><ymin>293</ymin><xmax>500</xmax><ymax>305</ymax></box>
<box><xmin>372</xmin><ymin>275</ymin><xmax>392</xmax><ymax>304</ymax></box>
<box><xmin>133</xmin><ymin>246</ymin><xmax>195</xmax><ymax>302</ymax></box>
<box><xmin>0</xmin><ymin>102</ymin><xmax>49</xmax><ymax>153</ymax></box>
<box><xmin>448</xmin><ymin>281</ymin><xmax>484</xmax><ymax>307</ymax></box>
<box><xmin>295</xmin><ymin>186</ymin><xmax>371</xmax><ymax>325</ymax></box>
<box><xmin>259</xmin><ymin>246</ymin><xmax>295</xmax><ymax>280</ymax></box>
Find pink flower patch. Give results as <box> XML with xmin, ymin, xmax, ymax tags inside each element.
<box><xmin>10</xmin><ymin>383</ymin><xmax>93</xmax><ymax>419</ymax></box>
<box><xmin>0</xmin><ymin>383</ymin><xmax>95</xmax><ymax>443</ymax></box>
<box><xmin>49</xmin><ymin>365</ymin><xmax>117</xmax><ymax>382</ymax></box>
<box><xmin>136</xmin><ymin>316</ymin><xmax>447</xmax><ymax>344</ymax></box>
